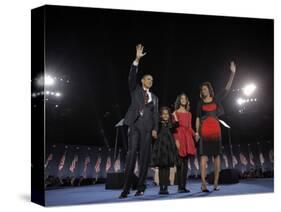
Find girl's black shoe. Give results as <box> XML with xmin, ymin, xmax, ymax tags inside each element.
<box><xmin>159</xmin><ymin>189</ymin><xmax>169</xmax><ymax>195</ymax></box>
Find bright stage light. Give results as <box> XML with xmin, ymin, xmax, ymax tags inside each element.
<box><xmin>46</xmin><ymin>91</ymin><xmax>50</xmax><ymax>95</ymax></box>
<box><xmin>237</xmin><ymin>98</ymin><xmax>245</xmax><ymax>105</ymax></box>
<box><xmin>242</xmin><ymin>84</ymin><xmax>256</xmax><ymax>96</ymax></box>
<box><xmin>55</xmin><ymin>92</ymin><xmax>61</xmax><ymax>97</ymax></box>
<box><xmin>45</xmin><ymin>75</ymin><xmax>55</xmax><ymax>86</ymax></box>
<box><xmin>36</xmin><ymin>74</ymin><xmax>55</xmax><ymax>87</ymax></box>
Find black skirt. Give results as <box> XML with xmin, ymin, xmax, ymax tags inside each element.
<box><xmin>151</xmin><ymin>125</ymin><xmax>179</xmax><ymax>167</ymax></box>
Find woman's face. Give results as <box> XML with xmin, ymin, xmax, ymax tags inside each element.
<box><xmin>161</xmin><ymin>109</ymin><xmax>170</xmax><ymax>121</ymax></box>
<box><xmin>201</xmin><ymin>85</ymin><xmax>210</xmax><ymax>97</ymax></box>
<box><xmin>180</xmin><ymin>95</ymin><xmax>188</xmax><ymax>106</ymax></box>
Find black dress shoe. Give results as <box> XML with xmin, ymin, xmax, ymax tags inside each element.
<box><xmin>183</xmin><ymin>188</ymin><xmax>190</xmax><ymax>193</ymax></box>
<box><xmin>135</xmin><ymin>190</ymin><xmax>144</xmax><ymax>196</ymax></box>
<box><xmin>159</xmin><ymin>190</ymin><xmax>169</xmax><ymax>195</ymax></box>
<box><xmin>119</xmin><ymin>191</ymin><xmax>129</xmax><ymax>199</ymax></box>
<box><xmin>178</xmin><ymin>188</ymin><xmax>190</xmax><ymax>193</ymax></box>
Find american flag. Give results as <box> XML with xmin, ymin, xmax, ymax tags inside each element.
<box><xmin>83</xmin><ymin>156</ymin><xmax>91</xmax><ymax>177</ymax></box>
<box><xmin>194</xmin><ymin>156</ymin><xmax>199</xmax><ymax>170</ymax></box>
<box><xmin>69</xmin><ymin>155</ymin><xmax>78</xmax><ymax>173</ymax></box>
<box><xmin>58</xmin><ymin>152</ymin><xmax>66</xmax><ymax>171</ymax></box>
<box><xmin>114</xmin><ymin>152</ymin><xmax>121</xmax><ymax>172</ymax></box>
<box><xmin>44</xmin><ymin>153</ymin><xmax>53</xmax><ymax>168</ymax></box>
<box><xmin>95</xmin><ymin>156</ymin><xmax>102</xmax><ymax>173</ymax></box>
<box><xmin>222</xmin><ymin>154</ymin><xmax>229</xmax><ymax>168</ymax></box>
<box><xmin>259</xmin><ymin>152</ymin><xmax>265</xmax><ymax>166</ymax></box>
<box><xmin>239</xmin><ymin>153</ymin><xmax>248</xmax><ymax>166</ymax></box>
<box><xmin>232</xmin><ymin>155</ymin><xmax>238</xmax><ymax>168</ymax></box>
<box><xmin>269</xmin><ymin>149</ymin><xmax>274</xmax><ymax>163</ymax></box>
<box><xmin>249</xmin><ymin>151</ymin><xmax>255</xmax><ymax>166</ymax></box>
<box><xmin>106</xmin><ymin>155</ymin><xmax>112</xmax><ymax>172</ymax></box>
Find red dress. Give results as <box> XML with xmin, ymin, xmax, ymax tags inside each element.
<box><xmin>197</xmin><ymin>100</ymin><xmax>222</xmax><ymax>156</ymax></box>
<box><xmin>201</xmin><ymin>103</ymin><xmax>221</xmax><ymax>141</ymax></box>
<box><xmin>173</xmin><ymin>111</ymin><xmax>197</xmax><ymax>157</ymax></box>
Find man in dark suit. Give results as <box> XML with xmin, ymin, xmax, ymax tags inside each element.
<box><xmin>119</xmin><ymin>44</ymin><xmax>159</xmax><ymax>198</ymax></box>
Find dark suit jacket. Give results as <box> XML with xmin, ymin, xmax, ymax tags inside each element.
<box><xmin>124</xmin><ymin>64</ymin><xmax>159</xmax><ymax>132</ymax></box>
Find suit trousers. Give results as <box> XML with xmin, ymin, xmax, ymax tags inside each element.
<box><xmin>123</xmin><ymin>119</ymin><xmax>152</xmax><ymax>192</ymax></box>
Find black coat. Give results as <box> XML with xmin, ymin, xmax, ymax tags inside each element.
<box><xmin>151</xmin><ymin>121</ymin><xmax>179</xmax><ymax>167</ymax></box>
<box><xmin>124</xmin><ymin>64</ymin><xmax>159</xmax><ymax>132</ymax></box>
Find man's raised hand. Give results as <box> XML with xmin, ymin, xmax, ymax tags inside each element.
<box><xmin>135</xmin><ymin>44</ymin><xmax>147</xmax><ymax>62</ymax></box>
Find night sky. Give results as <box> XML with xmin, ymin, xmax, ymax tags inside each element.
<box><xmin>42</xmin><ymin>5</ymin><xmax>273</xmax><ymax>147</ymax></box>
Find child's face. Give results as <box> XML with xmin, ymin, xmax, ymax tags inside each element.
<box><xmin>161</xmin><ymin>109</ymin><xmax>170</xmax><ymax>121</ymax></box>
<box><xmin>180</xmin><ymin>95</ymin><xmax>187</xmax><ymax>106</ymax></box>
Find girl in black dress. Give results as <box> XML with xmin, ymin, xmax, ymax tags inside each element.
<box><xmin>195</xmin><ymin>61</ymin><xmax>236</xmax><ymax>192</ymax></box>
<box><xmin>151</xmin><ymin>106</ymin><xmax>179</xmax><ymax>195</ymax></box>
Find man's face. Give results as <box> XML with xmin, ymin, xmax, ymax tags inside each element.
<box><xmin>141</xmin><ymin>75</ymin><xmax>153</xmax><ymax>89</ymax></box>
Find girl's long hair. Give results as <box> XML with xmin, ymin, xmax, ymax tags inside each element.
<box><xmin>174</xmin><ymin>93</ymin><xmax>190</xmax><ymax>111</ymax></box>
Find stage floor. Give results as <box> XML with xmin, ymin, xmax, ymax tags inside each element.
<box><xmin>45</xmin><ymin>178</ymin><xmax>273</xmax><ymax>206</ymax></box>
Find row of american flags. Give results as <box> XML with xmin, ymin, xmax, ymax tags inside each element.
<box><xmin>44</xmin><ymin>142</ymin><xmax>273</xmax><ymax>180</ymax></box>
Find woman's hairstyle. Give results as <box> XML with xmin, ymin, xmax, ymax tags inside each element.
<box><xmin>174</xmin><ymin>93</ymin><xmax>190</xmax><ymax>111</ymax></box>
<box><xmin>159</xmin><ymin>106</ymin><xmax>172</xmax><ymax>122</ymax></box>
<box><xmin>199</xmin><ymin>81</ymin><xmax>215</xmax><ymax>99</ymax></box>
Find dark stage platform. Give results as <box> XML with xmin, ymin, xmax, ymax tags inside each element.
<box><xmin>45</xmin><ymin>178</ymin><xmax>273</xmax><ymax>206</ymax></box>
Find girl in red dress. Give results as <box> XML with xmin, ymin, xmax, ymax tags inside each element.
<box><xmin>195</xmin><ymin>61</ymin><xmax>236</xmax><ymax>192</ymax></box>
<box><xmin>173</xmin><ymin>93</ymin><xmax>196</xmax><ymax>192</ymax></box>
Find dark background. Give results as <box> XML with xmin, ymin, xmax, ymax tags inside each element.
<box><xmin>36</xmin><ymin>5</ymin><xmax>273</xmax><ymax>148</ymax></box>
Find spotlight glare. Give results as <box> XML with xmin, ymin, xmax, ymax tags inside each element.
<box><xmin>55</xmin><ymin>92</ymin><xmax>61</xmax><ymax>97</ymax></box>
<box><xmin>242</xmin><ymin>84</ymin><xmax>256</xmax><ymax>96</ymax></box>
<box><xmin>237</xmin><ymin>98</ymin><xmax>245</xmax><ymax>105</ymax></box>
<box><xmin>45</xmin><ymin>75</ymin><xmax>55</xmax><ymax>86</ymax></box>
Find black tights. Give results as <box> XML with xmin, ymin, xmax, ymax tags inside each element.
<box><xmin>159</xmin><ymin>167</ymin><xmax>170</xmax><ymax>189</ymax></box>
<box><xmin>177</xmin><ymin>156</ymin><xmax>188</xmax><ymax>190</ymax></box>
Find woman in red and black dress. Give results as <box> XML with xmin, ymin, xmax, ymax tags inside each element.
<box><xmin>195</xmin><ymin>61</ymin><xmax>236</xmax><ymax>192</ymax></box>
<box><xmin>173</xmin><ymin>93</ymin><xmax>197</xmax><ymax>193</ymax></box>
